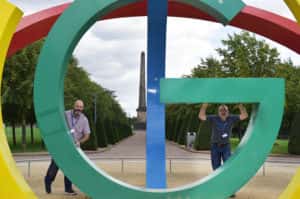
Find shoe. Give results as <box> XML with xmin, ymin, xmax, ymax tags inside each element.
<box><xmin>44</xmin><ymin>177</ymin><xmax>51</xmax><ymax>194</ymax></box>
<box><xmin>230</xmin><ymin>194</ymin><xmax>236</xmax><ymax>198</ymax></box>
<box><xmin>65</xmin><ymin>190</ymin><xmax>77</xmax><ymax>196</ymax></box>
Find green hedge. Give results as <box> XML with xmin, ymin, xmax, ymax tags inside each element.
<box><xmin>81</xmin><ymin>122</ymin><xmax>98</xmax><ymax>150</ymax></box>
<box><xmin>166</xmin><ymin>104</ymin><xmax>201</xmax><ymax>146</ymax></box>
<box><xmin>177</xmin><ymin>117</ymin><xmax>188</xmax><ymax>145</ymax></box>
<box><xmin>288</xmin><ymin>112</ymin><xmax>300</xmax><ymax>154</ymax></box>
<box><xmin>165</xmin><ymin>114</ymin><xmax>172</xmax><ymax>140</ymax></box>
<box><xmin>96</xmin><ymin>118</ymin><xmax>108</xmax><ymax>148</ymax></box>
<box><xmin>194</xmin><ymin>121</ymin><xmax>211</xmax><ymax>150</ymax></box>
<box><xmin>172</xmin><ymin>115</ymin><xmax>181</xmax><ymax>142</ymax></box>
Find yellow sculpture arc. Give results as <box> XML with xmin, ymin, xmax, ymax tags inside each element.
<box><xmin>0</xmin><ymin>0</ymin><xmax>37</xmax><ymax>198</ymax></box>
<box><xmin>285</xmin><ymin>0</ymin><xmax>300</xmax><ymax>24</ymax></box>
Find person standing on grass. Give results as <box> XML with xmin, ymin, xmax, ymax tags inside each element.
<box><xmin>44</xmin><ymin>100</ymin><xmax>91</xmax><ymax>196</ymax></box>
<box><xmin>199</xmin><ymin>103</ymin><xmax>248</xmax><ymax>198</ymax></box>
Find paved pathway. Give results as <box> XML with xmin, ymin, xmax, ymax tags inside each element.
<box><xmin>99</xmin><ymin>130</ymin><xmax>202</xmax><ymax>158</ymax></box>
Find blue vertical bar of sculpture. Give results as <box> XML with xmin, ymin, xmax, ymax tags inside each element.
<box><xmin>146</xmin><ymin>0</ymin><xmax>167</xmax><ymax>188</ymax></box>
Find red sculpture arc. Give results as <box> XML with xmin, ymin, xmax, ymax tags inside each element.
<box><xmin>7</xmin><ymin>0</ymin><xmax>300</xmax><ymax>58</ymax></box>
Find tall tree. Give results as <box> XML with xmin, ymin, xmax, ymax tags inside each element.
<box><xmin>3</xmin><ymin>40</ymin><xmax>133</xmax><ymax>151</ymax></box>
<box><xmin>191</xmin><ymin>31</ymin><xmax>300</xmax><ymax>136</ymax></box>
<box><xmin>216</xmin><ymin>31</ymin><xmax>280</xmax><ymax>77</ymax></box>
<box><xmin>3</xmin><ymin>40</ymin><xmax>44</xmax><ymax>150</ymax></box>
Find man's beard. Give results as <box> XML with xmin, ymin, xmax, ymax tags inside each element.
<box><xmin>73</xmin><ymin>109</ymin><xmax>82</xmax><ymax>116</ymax></box>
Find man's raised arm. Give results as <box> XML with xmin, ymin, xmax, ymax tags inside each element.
<box><xmin>238</xmin><ymin>104</ymin><xmax>248</xmax><ymax>120</ymax></box>
<box><xmin>199</xmin><ymin>103</ymin><xmax>209</xmax><ymax>121</ymax></box>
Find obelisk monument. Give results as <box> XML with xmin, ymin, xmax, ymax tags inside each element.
<box><xmin>134</xmin><ymin>51</ymin><xmax>146</xmax><ymax>130</ymax></box>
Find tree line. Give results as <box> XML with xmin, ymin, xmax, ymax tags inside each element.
<box><xmin>3</xmin><ymin>40</ymin><xmax>132</xmax><ymax>151</ymax></box>
<box><xmin>166</xmin><ymin>31</ymin><xmax>300</xmax><ymax>154</ymax></box>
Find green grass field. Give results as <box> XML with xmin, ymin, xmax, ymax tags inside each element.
<box><xmin>230</xmin><ymin>138</ymin><xmax>289</xmax><ymax>155</ymax></box>
<box><xmin>4</xmin><ymin>126</ymin><xmax>45</xmax><ymax>153</ymax></box>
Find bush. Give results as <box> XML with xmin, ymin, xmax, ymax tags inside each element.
<box><xmin>187</xmin><ymin>110</ymin><xmax>200</xmax><ymax>133</ymax></box>
<box><xmin>177</xmin><ymin>113</ymin><xmax>194</xmax><ymax>145</ymax></box>
<box><xmin>112</xmin><ymin>121</ymin><xmax>120</xmax><ymax>142</ymax></box>
<box><xmin>96</xmin><ymin>118</ymin><xmax>108</xmax><ymax>148</ymax></box>
<box><xmin>81</xmin><ymin>122</ymin><xmax>98</xmax><ymax>150</ymax></box>
<box><xmin>194</xmin><ymin>121</ymin><xmax>211</xmax><ymax>150</ymax></box>
<box><xmin>177</xmin><ymin>117</ymin><xmax>188</xmax><ymax>145</ymax></box>
<box><xmin>105</xmin><ymin>119</ymin><xmax>116</xmax><ymax>144</ymax></box>
<box><xmin>172</xmin><ymin>115</ymin><xmax>181</xmax><ymax>142</ymax></box>
<box><xmin>288</xmin><ymin>112</ymin><xmax>300</xmax><ymax>154</ymax></box>
<box><xmin>165</xmin><ymin>114</ymin><xmax>172</xmax><ymax>140</ymax></box>
<box><xmin>122</xmin><ymin>123</ymin><xmax>132</xmax><ymax>138</ymax></box>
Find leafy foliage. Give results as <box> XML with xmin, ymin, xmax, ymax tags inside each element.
<box><xmin>194</xmin><ymin>121</ymin><xmax>211</xmax><ymax>150</ymax></box>
<box><xmin>288</xmin><ymin>112</ymin><xmax>300</xmax><ymax>154</ymax></box>
<box><xmin>167</xmin><ymin>31</ymin><xmax>300</xmax><ymax>152</ymax></box>
<box><xmin>3</xmin><ymin>40</ymin><xmax>132</xmax><ymax>150</ymax></box>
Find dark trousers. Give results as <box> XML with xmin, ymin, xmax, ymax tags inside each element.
<box><xmin>45</xmin><ymin>159</ymin><xmax>73</xmax><ymax>192</ymax></box>
<box><xmin>211</xmin><ymin>143</ymin><xmax>231</xmax><ymax>170</ymax></box>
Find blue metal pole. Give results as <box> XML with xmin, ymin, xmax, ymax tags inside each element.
<box><xmin>146</xmin><ymin>0</ymin><xmax>168</xmax><ymax>188</ymax></box>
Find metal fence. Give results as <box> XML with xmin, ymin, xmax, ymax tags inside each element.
<box><xmin>15</xmin><ymin>156</ymin><xmax>298</xmax><ymax>178</ymax></box>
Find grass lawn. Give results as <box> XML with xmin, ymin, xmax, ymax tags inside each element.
<box><xmin>4</xmin><ymin>126</ymin><xmax>46</xmax><ymax>153</ymax></box>
<box><xmin>230</xmin><ymin>138</ymin><xmax>289</xmax><ymax>155</ymax></box>
<box><xmin>271</xmin><ymin>139</ymin><xmax>289</xmax><ymax>154</ymax></box>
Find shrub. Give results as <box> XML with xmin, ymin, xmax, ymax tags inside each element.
<box><xmin>288</xmin><ymin>112</ymin><xmax>300</xmax><ymax>154</ymax></box>
<box><xmin>194</xmin><ymin>121</ymin><xmax>211</xmax><ymax>150</ymax></box>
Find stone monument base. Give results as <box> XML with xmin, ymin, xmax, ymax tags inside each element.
<box><xmin>134</xmin><ymin>122</ymin><xmax>146</xmax><ymax>130</ymax></box>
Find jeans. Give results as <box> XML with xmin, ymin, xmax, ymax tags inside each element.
<box><xmin>45</xmin><ymin>159</ymin><xmax>73</xmax><ymax>192</ymax></box>
<box><xmin>211</xmin><ymin>143</ymin><xmax>231</xmax><ymax>170</ymax></box>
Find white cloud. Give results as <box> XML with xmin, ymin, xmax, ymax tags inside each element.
<box><xmin>244</xmin><ymin>0</ymin><xmax>294</xmax><ymax>19</ymax></box>
<box><xmin>72</xmin><ymin>18</ymin><xmax>146</xmax><ymax>117</ymax></box>
<box><xmin>9</xmin><ymin>0</ymin><xmax>300</xmax><ymax>116</ymax></box>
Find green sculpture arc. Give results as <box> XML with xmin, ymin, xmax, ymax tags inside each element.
<box><xmin>33</xmin><ymin>0</ymin><xmax>284</xmax><ymax>198</ymax></box>
<box><xmin>160</xmin><ymin>78</ymin><xmax>284</xmax><ymax>197</ymax></box>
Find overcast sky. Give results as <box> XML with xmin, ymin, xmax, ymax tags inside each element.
<box><xmin>10</xmin><ymin>0</ymin><xmax>300</xmax><ymax>117</ymax></box>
